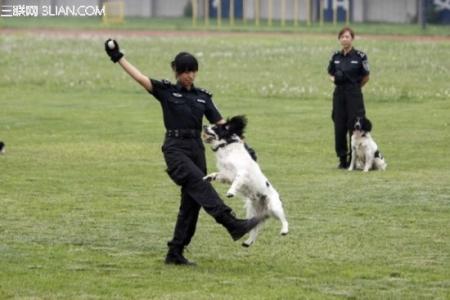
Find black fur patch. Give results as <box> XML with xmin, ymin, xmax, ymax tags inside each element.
<box><xmin>361</xmin><ymin>117</ymin><xmax>372</xmax><ymax>132</ymax></box>
<box><xmin>211</xmin><ymin>115</ymin><xmax>248</xmax><ymax>140</ymax></box>
<box><xmin>225</xmin><ymin>115</ymin><xmax>247</xmax><ymax>138</ymax></box>
<box><xmin>351</xmin><ymin>116</ymin><xmax>373</xmax><ymax>132</ymax></box>
<box><xmin>375</xmin><ymin>150</ymin><xmax>384</xmax><ymax>159</ymax></box>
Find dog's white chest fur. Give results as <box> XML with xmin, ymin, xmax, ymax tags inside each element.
<box><xmin>354</xmin><ymin>136</ymin><xmax>374</xmax><ymax>160</ymax></box>
<box><xmin>349</xmin><ymin>132</ymin><xmax>387</xmax><ymax>172</ymax></box>
<box><xmin>215</xmin><ymin>143</ymin><xmax>271</xmax><ymax>199</ymax></box>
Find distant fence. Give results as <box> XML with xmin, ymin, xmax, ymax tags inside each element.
<box><xmin>214</xmin><ymin>0</ymin><xmax>352</xmax><ymax>23</ymax></box>
<box><xmin>189</xmin><ymin>0</ymin><xmax>450</xmax><ymax>26</ymax></box>
<box><xmin>191</xmin><ymin>0</ymin><xmax>351</xmax><ymax>27</ymax></box>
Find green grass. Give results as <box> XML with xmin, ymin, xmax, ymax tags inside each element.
<box><xmin>1</xmin><ymin>16</ymin><xmax>450</xmax><ymax>36</ymax></box>
<box><xmin>1</xmin><ymin>31</ymin><xmax>450</xmax><ymax>299</ymax></box>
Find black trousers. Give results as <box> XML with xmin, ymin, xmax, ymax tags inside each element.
<box><xmin>162</xmin><ymin>137</ymin><xmax>230</xmax><ymax>249</ymax></box>
<box><xmin>332</xmin><ymin>85</ymin><xmax>366</xmax><ymax>158</ymax></box>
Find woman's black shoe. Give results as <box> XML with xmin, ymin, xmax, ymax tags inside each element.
<box><xmin>337</xmin><ymin>156</ymin><xmax>349</xmax><ymax>169</ymax></box>
<box><xmin>165</xmin><ymin>248</ymin><xmax>196</xmax><ymax>266</ymax></box>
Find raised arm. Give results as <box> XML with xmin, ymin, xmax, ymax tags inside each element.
<box><xmin>104</xmin><ymin>39</ymin><xmax>152</xmax><ymax>92</ymax></box>
<box><xmin>118</xmin><ymin>57</ymin><xmax>152</xmax><ymax>91</ymax></box>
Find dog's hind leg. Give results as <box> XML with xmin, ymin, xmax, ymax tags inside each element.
<box><xmin>242</xmin><ymin>223</ymin><xmax>263</xmax><ymax>247</ymax></box>
<box><xmin>269</xmin><ymin>196</ymin><xmax>289</xmax><ymax>236</ymax></box>
<box><xmin>242</xmin><ymin>199</ymin><xmax>264</xmax><ymax>247</ymax></box>
<box><xmin>373</xmin><ymin>158</ymin><xmax>387</xmax><ymax>171</ymax></box>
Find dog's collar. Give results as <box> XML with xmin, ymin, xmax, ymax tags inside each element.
<box><xmin>212</xmin><ymin>139</ymin><xmax>239</xmax><ymax>152</ymax></box>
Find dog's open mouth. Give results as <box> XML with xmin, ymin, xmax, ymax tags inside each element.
<box><xmin>202</xmin><ymin>131</ymin><xmax>216</xmax><ymax>143</ymax></box>
<box><xmin>204</xmin><ymin>136</ymin><xmax>214</xmax><ymax>143</ymax></box>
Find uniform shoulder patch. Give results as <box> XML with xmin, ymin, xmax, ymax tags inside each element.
<box><xmin>197</xmin><ymin>87</ymin><xmax>213</xmax><ymax>97</ymax></box>
<box><xmin>356</xmin><ymin>50</ymin><xmax>370</xmax><ymax>72</ymax></box>
<box><xmin>356</xmin><ymin>50</ymin><xmax>367</xmax><ymax>59</ymax></box>
<box><xmin>161</xmin><ymin>79</ymin><xmax>172</xmax><ymax>87</ymax></box>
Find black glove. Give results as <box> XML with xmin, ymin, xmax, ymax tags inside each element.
<box><xmin>244</xmin><ymin>143</ymin><xmax>257</xmax><ymax>162</ymax></box>
<box><xmin>334</xmin><ymin>70</ymin><xmax>345</xmax><ymax>85</ymax></box>
<box><xmin>104</xmin><ymin>39</ymin><xmax>123</xmax><ymax>63</ymax></box>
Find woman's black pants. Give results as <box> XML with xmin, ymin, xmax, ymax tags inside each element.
<box><xmin>332</xmin><ymin>84</ymin><xmax>366</xmax><ymax>158</ymax></box>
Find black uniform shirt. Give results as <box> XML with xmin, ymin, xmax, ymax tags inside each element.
<box><xmin>327</xmin><ymin>48</ymin><xmax>370</xmax><ymax>85</ymax></box>
<box><xmin>149</xmin><ymin>79</ymin><xmax>222</xmax><ymax>130</ymax></box>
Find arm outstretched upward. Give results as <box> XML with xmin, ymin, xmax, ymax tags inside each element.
<box><xmin>104</xmin><ymin>39</ymin><xmax>152</xmax><ymax>92</ymax></box>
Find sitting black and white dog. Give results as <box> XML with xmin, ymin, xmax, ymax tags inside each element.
<box><xmin>348</xmin><ymin>116</ymin><xmax>387</xmax><ymax>172</ymax></box>
<box><xmin>202</xmin><ymin>116</ymin><xmax>288</xmax><ymax>247</ymax></box>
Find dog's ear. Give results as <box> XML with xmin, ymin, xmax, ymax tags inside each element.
<box><xmin>226</xmin><ymin>115</ymin><xmax>247</xmax><ymax>137</ymax></box>
<box><xmin>363</xmin><ymin>117</ymin><xmax>372</xmax><ymax>132</ymax></box>
<box><xmin>348</xmin><ymin>118</ymin><xmax>356</xmax><ymax>130</ymax></box>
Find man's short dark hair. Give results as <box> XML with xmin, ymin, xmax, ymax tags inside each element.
<box><xmin>338</xmin><ymin>26</ymin><xmax>355</xmax><ymax>39</ymax></box>
<box><xmin>171</xmin><ymin>52</ymin><xmax>198</xmax><ymax>74</ymax></box>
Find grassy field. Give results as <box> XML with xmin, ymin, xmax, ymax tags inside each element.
<box><xmin>1</xmin><ymin>28</ymin><xmax>450</xmax><ymax>299</ymax></box>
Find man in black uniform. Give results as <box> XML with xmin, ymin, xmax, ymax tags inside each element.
<box><xmin>104</xmin><ymin>39</ymin><xmax>263</xmax><ymax>266</ymax></box>
<box><xmin>328</xmin><ymin>27</ymin><xmax>370</xmax><ymax>168</ymax></box>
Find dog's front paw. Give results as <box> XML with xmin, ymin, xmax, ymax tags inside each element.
<box><xmin>280</xmin><ymin>229</ymin><xmax>289</xmax><ymax>236</ymax></box>
<box><xmin>348</xmin><ymin>167</ymin><xmax>354</xmax><ymax>171</ymax></box>
<box><xmin>226</xmin><ymin>191</ymin><xmax>235</xmax><ymax>198</ymax></box>
<box><xmin>363</xmin><ymin>169</ymin><xmax>369</xmax><ymax>173</ymax></box>
<box><xmin>242</xmin><ymin>241</ymin><xmax>252</xmax><ymax>247</ymax></box>
<box><xmin>280</xmin><ymin>223</ymin><xmax>289</xmax><ymax>236</ymax></box>
<box><xmin>203</xmin><ymin>173</ymin><xmax>217</xmax><ymax>182</ymax></box>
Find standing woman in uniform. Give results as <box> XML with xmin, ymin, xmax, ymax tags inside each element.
<box><xmin>104</xmin><ymin>39</ymin><xmax>263</xmax><ymax>266</ymax></box>
<box><xmin>328</xmin><ymin>27</ymin><xmax>370</xmax><ymax>168</ymax></box>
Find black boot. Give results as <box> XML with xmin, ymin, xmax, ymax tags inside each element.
<box><xmin>165</xmin><ymin>247</ymin><xmax>196</xmax><ymax>266</ymax></box>
<box><xmin>337</xmin><ymin>155</ymin><xmax>349</xmax><ymax>169</ymax></box>
<box><xmin>216</xmin><ymin>211</ymin><xmax>265</xmax><ymax>241</ymax></box>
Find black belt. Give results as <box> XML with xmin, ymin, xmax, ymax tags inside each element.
<box><xmin>335</xmin><ymin>82</ymin><xmax>361</xmax><ymax>89</ymax></box>
<box><xmin>166</xmin><ymin>129</ymin><xmax>201</xmax><ymax>138</ymax></box>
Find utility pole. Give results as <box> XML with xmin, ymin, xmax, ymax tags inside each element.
<box><xmin>362</xmin><ymin>0</ymin><xmax>368</xmax><ymax>23</ymax></box>
<box><xmin>418</xmin><ymin>0</ymin><xmax>427</xmax><ymax>29</ymax></box>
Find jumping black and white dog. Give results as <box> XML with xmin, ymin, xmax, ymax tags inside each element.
<box><xmin>202</xmin><ymin>116</ymin><xmax>288</xmax><ymax>247</ymax></box>
<box><xmin>348</xmin><ymin>116</ymin><xmax>387</xmax><ymax>172</ymax></box>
